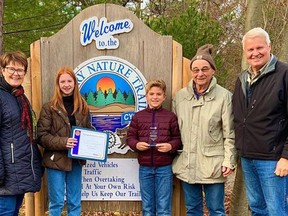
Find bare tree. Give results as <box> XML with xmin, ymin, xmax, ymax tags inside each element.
<box><xmin>196</xmin><ymin>0</ymin><xmax>247</xmax><ymax>91</ymax></box>
<box><xmin>0</xmin><ymin>0</ymin><xmax>4</xmax><ymax>55</ymax></box>
<box><xmin>243</xmin><ymin>0</ymin><xmax>288</xmax><ymax>62</ymax></box>
<box><xmin>268</xmin><ymin>0</ymin><xmax>288</xmax><ymax>62</ymax></box>
<box><xmin>279</xmin><ymin>24</ymin><xmax>288</xmax><ymax>62</ymax></box>
<box><xmin>229</xmin><ymin>163</ymin><xmax>250</xmax><ymax>215</ymax></box>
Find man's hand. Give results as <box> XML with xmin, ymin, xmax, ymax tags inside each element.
<box><xmin>274</xmin><ymin>158</ymin><xmax>288</xmax><ymax>177</ymax></box>
<box><xmin>222</xmin><ymin>166</ymin><xmax>234</xmax><ymax>177</ymax></box>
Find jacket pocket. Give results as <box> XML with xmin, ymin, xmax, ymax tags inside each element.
<box><xmin>172</xmin><ymin>151</ymin><xmax>189</xmax><ymax>175</ymax></box>
<box><xmin>201</xmin><ymin>156</ymin><xmax>223</xmax><ymax>179</ymax></box>
<box><xmin>272</xmin><ymin>118</ymin><xmax>287</xmax><ymax>152</ymax></box>
<box><xmin>202</xmin><ymin>145</ymin><xmax>224</xmax><ymax>156</ymax></box>
<box><xmin>208</xmin><ymin>117</ymin><xmax>222</xmax><ymax>144</ymax></box>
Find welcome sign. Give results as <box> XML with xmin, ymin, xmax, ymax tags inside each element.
<box><xmin>80</xmin><ymin>17</ymin><xmax>134</xmax><ymax>49</ymax></box>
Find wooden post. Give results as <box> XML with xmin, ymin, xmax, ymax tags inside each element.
<box><xmin>24</xmin><ymin>193</ymin><xmax>35</xmax><ymax>216</ymax></box>
<box><xmin>22</xmin><ymin>51</ymin><xmax>33</xmax><ymax>216</ymax></box>
<box><xmin>171</xmin><ymin>41</ymin><xmax>183</xmax><ymax>216</ymax></box>
<box><xmin>0</xmin><ymin>0</ymin><xmax>3</xmax><ymax>54</ymax></box>
<box><xmin>172</xmin><ymin>41</ymin><xmax>183</xmax><ymax>99</ymax></box>
<box><xmin>182</xmin><ymin>58</ymin><xmax>191</xmax><ymax>87</ymax></box>
<box><xmin>30</xmin><ymin>40</ymin><xmax>45</xmax><ymax>216</ymax></box>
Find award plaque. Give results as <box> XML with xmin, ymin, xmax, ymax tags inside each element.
<box><xmin>149</xmin><ymin>125</ymin><xmax>158</xmax><ymax>147</ymax></box>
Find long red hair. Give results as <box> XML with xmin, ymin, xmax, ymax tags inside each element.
<box><xmin>51</xmin><ymin>66</ymin><xmax>89</xmax><ymax>115</ymax></box>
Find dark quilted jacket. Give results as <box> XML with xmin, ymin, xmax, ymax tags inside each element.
<box><xmin>0</xmin><ymin>89</ymin><xmax>43</xmax><ymax>195</ymax></box>
<box><xmin>37</xmin><ymin>102</ymin><xmax>93</xmax><ymax>171</ymax></box>
<box><xmin>127</xmin><ymin>107</ymin><xmax>182</xmax><ymax>166</ymax></box>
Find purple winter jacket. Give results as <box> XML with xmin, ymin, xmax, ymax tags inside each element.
<box><xmin>127</xmin><ymin>106</ymin><xmax>182</xmax><ymax>167</ymax></box>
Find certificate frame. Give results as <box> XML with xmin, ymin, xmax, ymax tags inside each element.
<box><xmin>68</xmin><ymin>126</ymin><xmax>109</xmax><ymax>162</ymax></box>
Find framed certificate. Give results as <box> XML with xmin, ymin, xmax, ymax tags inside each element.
<box><xmin>68</xmin><ymin>126</ymin><xmax>109</xmax><ymax>162</ymax></box>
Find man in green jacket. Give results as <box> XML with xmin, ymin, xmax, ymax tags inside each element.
<box><xmin>173</xmin><ymin>44</ymin><xmax>237</xmax><ymax>216</ymax></box>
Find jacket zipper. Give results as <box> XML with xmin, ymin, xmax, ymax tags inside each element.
<box><xmin>243</xmin><ymin>99</ymin><xmax>256</xmax><ymax>153</ymax></box>
<box><xmin>250</xmin><ymin>99</ymin><xmax>256</xmax><ymax>109</ymax></box>
<box><xmin>151</xmin><ymin>109</ymin><xmax>156</xmax><ymax>166</ymax></box>
<box><xmin>11</xmin><ymin>143</ymin><xmax>15</xmax><ymax>163</ymax></box>
<box><xmin>30</xmin><ymin>145</ymin><xmax>36</xmax><ymax>180</ymax></box>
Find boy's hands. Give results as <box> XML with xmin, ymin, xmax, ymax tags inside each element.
<box><xmin>156</xmin><ymin>143</ymin><xmax>172</xmax><ymax>152</ymax></box>
<box><xmin>136</xmin><ymin>142</ymin><xmax>172</xmax><ymax>152</ymax></box>
<box><xmin>136</xmin><ymin>142</ymin><xmax>150</xmax><ymax>151</ymax></box>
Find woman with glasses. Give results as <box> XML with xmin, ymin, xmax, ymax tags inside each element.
<box><xmin>172</xmin><ymin>44</ymin><xmax>237</xmax><ymax>216</ymax></box>
<box><xmin>0</xmin><ymin>51</ymin><xmax>43</xmax><ymax>215</ymax></box>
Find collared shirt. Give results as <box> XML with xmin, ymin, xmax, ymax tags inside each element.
<box><xmin>245</xmin><ymin>56</ymin><xmax>272</xmax><ymax>105</ymax></box>
<box><xmin>247</xmin><ymin>56</ymin><xmax>272</xmax><ymax>85</ymax></box>
<box><xmin>192</xmin><ymin>81</ymin><xmax>209</xmax><ymax>99</ymax></box>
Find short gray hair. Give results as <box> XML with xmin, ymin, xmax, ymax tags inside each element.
<box><xmin>242</xmin><ymin>27</ymin><xmax>271</xmax><ymax>50</ymax></box>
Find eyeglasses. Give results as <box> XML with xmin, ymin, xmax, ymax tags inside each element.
<box><xmin>191</xmin><ymin>66</ymin><xmax>211</xmax><ymax>73</ymax></box>
<box><xmin>4</xmin><ymin>67</ymin><xmax>26</xmax><ymax>75</ymax></box>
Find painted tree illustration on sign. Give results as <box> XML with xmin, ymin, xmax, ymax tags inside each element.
<box><xmin>95</xmin><ymin>88</ymin><xmax>106</xmax><ymax>106</ymax></box>
<box><xmin>106</xmin><ymin>88</ymin><xmax>115</xmax><ymax>105</ymax></box>
<box><xmin>86</xmin><ymin>90</ymin><xmax>96</xmax><ymax>106</ymax></box>
<box><xmin>126</xmin><ymin>91</ymin><xmax>135</xmax><ymax>105</ymax></box>
<box><xmin>115</xmin><ymin>89</ymin><xmax>125</xmax><ymax>103</ymax></box>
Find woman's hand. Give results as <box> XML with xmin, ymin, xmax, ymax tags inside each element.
<box><xmin>66</xmin><ymin>138</ymin><xmax>78</xmax><ymax>149</ymax></box>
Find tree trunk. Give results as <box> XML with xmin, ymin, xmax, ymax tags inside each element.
<box><xmin>230</xmin><ymin>1</ymin><xmax>266</xmax><ymax>215</ymax></box>
<box><xmin>0</xmin><ymin>0</ymin><xmax>4</xmax><ymax>55</ymax></box>
<box><xmin>279</xmin><ymin>26</ymin><xmax>288</xmax><ymax>62</ymax></box>
<box><xmin>229</xmin><ymin>161</ymin><xmax>250</xmax><ymax>216</ymax></box>
<box><xmin>278</xmin><ymin>1</ymin><xmax>288</xmax><ymax>63</ymax></box>
<box><xmin>241</xmin><ymin>0</ymin><xmax>266</xmax><ymax>70</ymax></box>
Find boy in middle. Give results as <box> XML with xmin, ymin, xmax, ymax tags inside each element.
<box><xmin>127</xmin><ymin>79</ymin><xmax>182</xmax><ymax>216</ymax></box>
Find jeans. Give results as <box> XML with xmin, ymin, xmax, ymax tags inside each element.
<box><xmin>139</xmin><ymin>165</ymin><xmax>173</xmax><ymax>216</ymax></box>
<box><xmin>47</xmin><ymin>160</ymin><xmax>82</xmax><ymax>216</ymax></box>
<box><xmin>241</xmin><ymin>157</ymin><xmax>288</xmax><ymax>216</ymax></box>
<box><xmin>0</xmin><ymin>194</ymin><xmax>24</xmax><ymax>216</ymax></box>
<box><xmin>181</xmin><ymin>181</ymin><xmax>225</xmax><ymax>216</ymax></box>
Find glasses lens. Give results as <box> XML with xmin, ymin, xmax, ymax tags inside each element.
<box><xmin>201</xmin><ymin>67</ymin><xmax>210</xmax><ymax>72</ymax></box>
<box><xmin>192</xmin><ymin>67</ymin><xmax>210</xmax><ymax>73</ymax></box>
<box><xmin>192</xmin><ymin>69</ymin><xmax>200</xmax><ymax>73</ymax></box>
<box><xmin>5</xmin><ymin>67</ymin><xmax>25</xmax><ymax>75</ymax></box>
